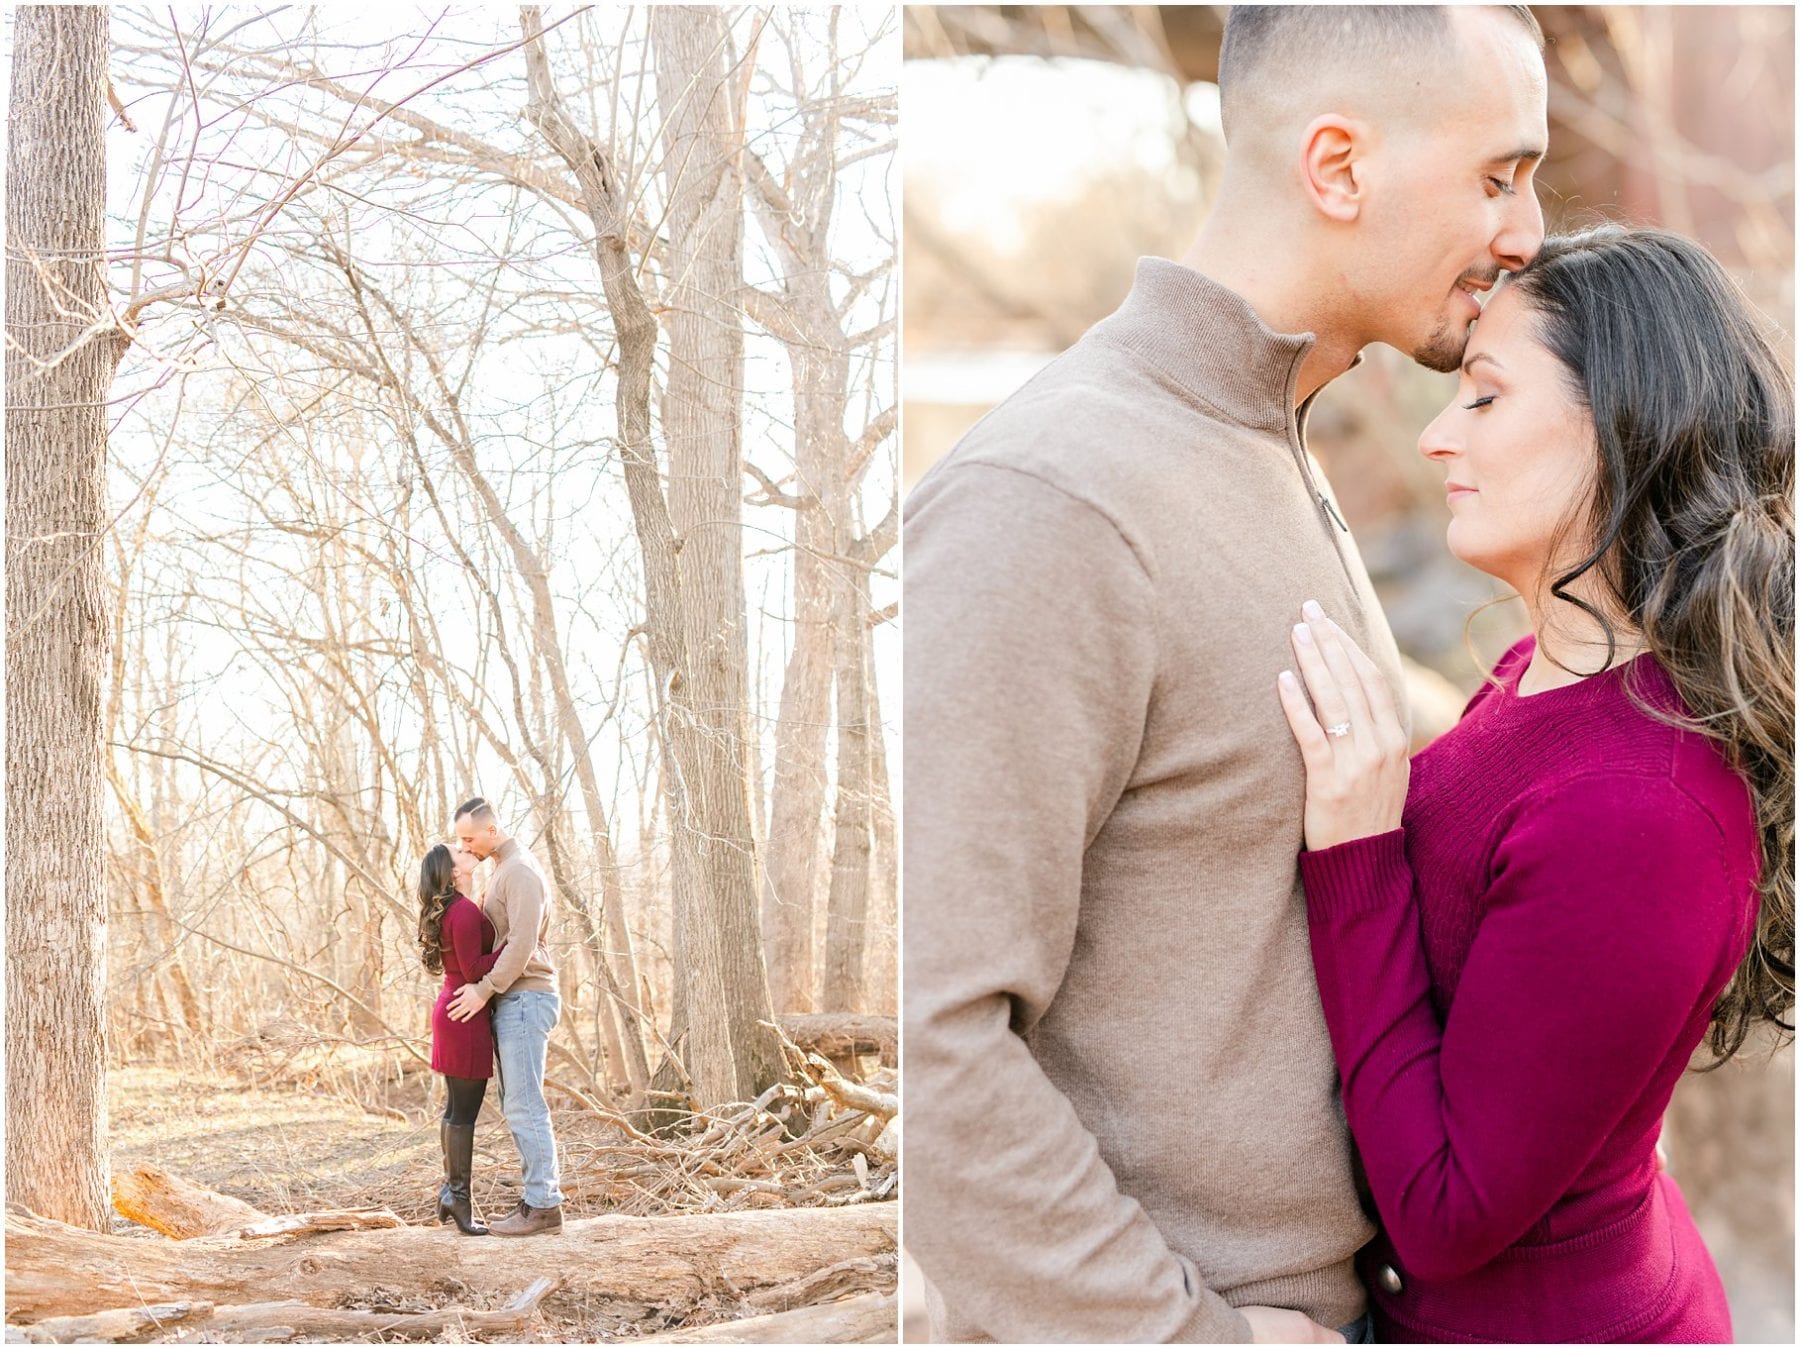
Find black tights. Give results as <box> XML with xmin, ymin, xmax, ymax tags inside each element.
<box><xmin>442</xmin><ymin>1075</ymin><xmax>488</xmax><ymax>1126</ymax></box>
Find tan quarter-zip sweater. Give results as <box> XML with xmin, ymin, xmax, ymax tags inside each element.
<box><xmin>904</xmin><ymin>258</ymin><xmax>1409</xmax><ymax>1342</ymax></box>
<box><xmin>472</xmin><ymin>837</ymin><xmax>557</xmax><ymax>1000</ymax></box>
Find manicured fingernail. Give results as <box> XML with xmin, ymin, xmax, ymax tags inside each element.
<box><xmin>1293</xmin><ymin>623</ymin><xmax>1312</xmax><ymax>645</ymax></box>
<box><xmin>1302</xmin><ymin>599</ymin><xmax>1325</xmax><ymax>622</ymax></box>
<box><xmin>1279</xmin><ymin>670</ymin><xmax>1296</xmax><ymax>688</ymax></box>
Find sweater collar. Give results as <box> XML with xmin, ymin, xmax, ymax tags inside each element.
<box><xmin>493</xmin><ymin>837</ymin><xmax>519</xmax><ymax>864</ymax></box>
<box><xmin>1095</xmin><ymin>257</ymin><xmax>1356</xmax><ymax>435</ymax></box>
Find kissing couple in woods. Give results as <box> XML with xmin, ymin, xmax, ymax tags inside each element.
<box><xmin>906</xmin><ymin>5</ymin><xmax>1793</xmax><ymax>1345</ymax></box>
<box><xmin>415</xmin><ymin>798</ymin><xmax>565</xmax><ymax>1238</ymax></box>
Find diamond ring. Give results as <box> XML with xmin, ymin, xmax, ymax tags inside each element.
<box><xmin>1325</xmin><ymin>722</ymin><xmax>1352</xmax><ymax>739</ymax></box>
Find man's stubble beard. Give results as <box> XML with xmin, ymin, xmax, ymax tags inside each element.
<box><xmin>1412</xmin><ymin>317</ymin><xmax>1470</xmax><ymax>374</ymax></box>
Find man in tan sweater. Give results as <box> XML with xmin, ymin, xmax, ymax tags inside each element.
<box><xmin>447</xmin><ymin>797</ymin><xmax>562</xmax><ymax>1236</ymax></box>
<box><xmin>904</xmin><ymin>7</ymin><xmax>1546</xmax><ymax>1342</ymax></box>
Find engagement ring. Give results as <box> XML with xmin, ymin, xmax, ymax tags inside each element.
<box><xmin>1326</xmin><ymin>722</ymin><xmax>1352</xmax><ymax>739</ymax></box>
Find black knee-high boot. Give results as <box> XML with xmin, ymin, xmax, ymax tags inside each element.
<box><xmin>437</xmin><ymin>1120</ymin><xmax>488</xmax><ymax>1235</ymax></box>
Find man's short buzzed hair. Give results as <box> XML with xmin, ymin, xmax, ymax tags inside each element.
<box><xmin>454</xmin><ymin>796</ymin><xmax>495</xmax><ymax>824</ymax></box>
<box><xmin>1218</xmin><ymin>5</ymin><xmax>1545</xmax><ymax>142</ymax></box>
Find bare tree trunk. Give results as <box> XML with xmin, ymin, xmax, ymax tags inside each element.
<box><xmin>820</xmin><ymin>575</ymin><xmax>873</xmax><ymax>1012</ymax></box>
<box><xmin>864</xmin><ymin>612</ymin><xmax>898</xmax><ymax>1015</ymax></box>
<box><xmin>738</xmin><ymin>34</ymin><xmax>896</xmax><ymax>1015</ymax></box>
<box><xmin>759</xmin><ymin>322</ymin><xmax>842</xmax><ymax>1013</ymax></box>
<box><xmin>761</xmin><ymin>536</ymin><xmax>833</xmax><ymax>1014</ymax></box>
<box><xmin>520</xmin><ymin>6</ymin><xmax>778</xmax><ymax>1104</ymax></box>
<box><xmin>105</xmin><ymin>770</ymin><xmax>202</xmax><ymax>1036</ymax></box>
<box><xmin>5</xmin><ymin>3</ymin><xmax>123</xmax><ymax>1232</ymax></box>
<box><xmin>104</xmin><ymin>511</ymin><xmax>203</xmax><ymax>1040</ymax></box>
<box><xmin>651</xmin><ymin>6</ymin><xmax>783</xmax><ymax>1101</ymax></box>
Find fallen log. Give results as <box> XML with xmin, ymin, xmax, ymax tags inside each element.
<box><xmin>234</xmin><ymin>1209</ymin><xmax>405</xmax><ymax>1240</ymax></box>
<box><xmin>5</xmin><ymin>1203</ymin><xmax>897</xmax><ymax>1325</ymax></box>
<box><xmin>10</xmin><ymin>1282</ymin><xmax>554</xmax><ymax>1339</ymax></box>
<box><xmin>11</xmin><ymin>1302</ymin><xmax>213</xmax><ymax>1344</ymax></box>
<box><xmin>762</xmin><ymin>1022</ymin><xmax>895</xmax><ymax>1118</ymax></box>
<box><xmin>637</xmin><ymin>1292</ymin><xmax>896</xmax><ymax>1343</ymax></box>
<box><xmin>776</xmin><ymin>1015</ymin><xmax>896</xmax><ymax>1067</ymax></box>
<box><xmin>818</xmin><ymin>1076</ymin><xmax>897</xmax><ymax>1122</ymax></box>
<box><xmin>179</xmin><ymin>1277</ymin><xmax>556</xmax><ymax>1343</ymax></box>
<box><xmin>879</xmin><ymin>1115</ymin><xmax>901</xmax><ymax>1166</ymax></box>
<box><xmin>108</xmin><ymin>1165</ymin><xmax>405</xmax><ymax>1242</ymax></box>
<box><xmin>111</xmin><ymin>1165</ymin><xmax>267</xmax><ymax>1238</ymax></box>
<box><xmin>14</xmin><ymin>1280</ymin><xmax>558</xmax><ymax>1345</ymax></box>
<box><xmin>744</xmin><ymin>1254</ymin><xmax>897</xmax><ymax>1314</ymax></box>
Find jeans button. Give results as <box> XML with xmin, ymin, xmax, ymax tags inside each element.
<box><xmin>1376</xmin><ymin>1263</ymin><xmax>1404</xmax><ymax>1296</ymax></box>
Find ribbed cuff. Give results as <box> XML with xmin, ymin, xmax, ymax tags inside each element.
<box><xmin>1169</xmin><ymin>1255</ymin><xmax>1254</xmax><ymax>1344</ymax></box>
<box><xmin>1223</xmin><ymin>1263</ymin><xmax>1367</xmax><ymax>1342</ymax></box>
<box><xmin>1299</xmin><ymin>828</ymin><xmax>1411</xmax><ymax>921</ymax></box>
<box><xmin>1171</xmin><ymin>1301</ymin><xmax>1253</xmax><ymax>1344</ymax></box>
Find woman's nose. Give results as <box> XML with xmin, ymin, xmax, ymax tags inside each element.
<box><xmin>1418</xmin><ymin>407</ymin><xmax>1462</xmax><ymax>463</ymax></box>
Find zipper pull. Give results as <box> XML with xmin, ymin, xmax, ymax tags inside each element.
<box><xmin>1319</xmin><ymin>490</ymin><xmax>1349</xmax><ymax>533</ymax></box>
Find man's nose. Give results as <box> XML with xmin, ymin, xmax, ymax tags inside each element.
<box><xmin>1493</xmin><ymin>186</ymin><xmax>1546</xmax><ymax>273</ymax></box>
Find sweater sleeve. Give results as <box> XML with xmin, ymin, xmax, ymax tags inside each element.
<box><xmin>474</xmin><ymin>869</ymin><xmax>545</xmax><ymax>1000</ymax></box>
<box><xmin>465</xmin><ymin>940</ymin><xmax>506</xmax><ymax>983</ymax></box>
<box><xmin>443</xmin><ymin>903</ymin><xmax>491</xmax><ymax>987</ymax></box>
<box><xmin>1299</xmin><ymin>777</ymin><xmax>1742</xmax><ymax>1282</ymax></box>
<box><xmin>903</xmin><ymin>461</ymin><xmax>1251</xmax><ymax>1344</ymax></box>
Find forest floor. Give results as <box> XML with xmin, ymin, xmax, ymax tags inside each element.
<box><xmin>99</xmin><ymin>1062</ymin><xmax>898</xmax><ymax>1342</ymax></box>
<box><xmin>110</xmin><ymin>1067</ymin><xmax>430</xmax><ymax>1225</ymax></box>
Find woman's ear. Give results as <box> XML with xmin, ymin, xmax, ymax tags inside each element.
<box><xmin>1299</xmin><ymin>114</ymin><xmax>1367</xmax><ymax>223</ymax></box>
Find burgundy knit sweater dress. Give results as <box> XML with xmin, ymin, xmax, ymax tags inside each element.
<box><xmin>1300</xmin><ymin>637</ymin><xmax>1759</xmax><ymax>1343</ymax></box>
<box><xmin>430</xmin><ymin>894</ymin><xmax>505</xmax><ymax>1079</ymax></box>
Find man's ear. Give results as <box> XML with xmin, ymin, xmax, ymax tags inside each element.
<box><xmin>1299</xmin><ymin>114</ymin><xmax>1367</xmax><ymax>223</ymax></box>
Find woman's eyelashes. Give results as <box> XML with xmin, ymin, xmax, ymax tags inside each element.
<box><xmin>1462</xmin><ymin>395</ymin><xmax>1498</xmax><ymax>411</ymax></box>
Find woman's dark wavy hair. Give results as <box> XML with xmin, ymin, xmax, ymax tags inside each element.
<box><xmin>1506</xmin><ymin>224</ymin><xmax>1794</xmax><ymax>1065</ymax></box>
<box><xmin>417</xmin><ymin>843</ymin><xmax>457</xmax><ymax>976</ymax></box>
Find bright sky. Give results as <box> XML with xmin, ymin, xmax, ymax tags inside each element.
<box><xmin>903</xmin><ymin>56</ymin><xmax>1218</xmax><ymax>252</ymax></box>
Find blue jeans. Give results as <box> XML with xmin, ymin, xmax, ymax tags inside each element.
<box><xmin>492</xmin><ymin>988</ymin><xmax>562</xmax><ymax>1208</ymax></box>
<box><xmin>1338</xmin><ymin>1312</ymin><xmax>1376</xmax><ymax>1343</ymax></box>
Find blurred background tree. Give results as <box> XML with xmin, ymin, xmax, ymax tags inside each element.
<box><xmin>901</xmin><ymin>5</ymin><xmax>1792</xmax><ymax>1342</ymax></box>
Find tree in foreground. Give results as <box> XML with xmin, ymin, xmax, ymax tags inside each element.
<box><xmin>5</xmin><ymin>4</ymin><xmax>126</xmax><ymax>1231</ymax></box>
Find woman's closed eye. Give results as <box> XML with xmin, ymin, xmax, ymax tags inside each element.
<box><xmin>1463</xmin><ymin>395</ymin><xmax>1497</xmax><ymax>411</ymax></box>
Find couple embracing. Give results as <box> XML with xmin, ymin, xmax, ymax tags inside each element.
<box><xmin>415</xmin><ymin>798</ymin><xmax>565</xmax><ymax>1238</ymax></box>
<box><xmin>906</xmin><ymin>5</ymin><xmax>1791</xmax><ymax>1344</ymax></box>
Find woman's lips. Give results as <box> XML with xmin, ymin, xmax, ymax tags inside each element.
<box><xmin>1447</xmin><ymin>484</ymin><xmax>1478</xmax><ymax>503</ymax></box>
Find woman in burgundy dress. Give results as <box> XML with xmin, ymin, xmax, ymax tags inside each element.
<box><xmin>1276</xmin><ymin>228</ymin><xmax>1791</xmax><ymax>1341</ymax></box>
<box><xmin>417</xmin><ymin>842</ymin><xmax>505</xmax><ymax>1236</ymax></box>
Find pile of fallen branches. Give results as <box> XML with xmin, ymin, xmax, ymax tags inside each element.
<box><xmin>214</xmin><ymin>1013</ymin><xmax>896</xmax><ymax>1136</ymax></box>
<box><xmin>557</xmin><ymin>1023</ymin><xmax>899</xmax><ymax>1216</ymax></box>
<box><xmin>158</xmin><ymin>1016</ymin><xmax>899</xmax><ymax>1232</ymax></box>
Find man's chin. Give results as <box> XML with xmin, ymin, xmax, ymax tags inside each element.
<box><xmin>1411</xmin><ymin>323</ymin><xmax>1469</xmax><ymax>374</ymax></box>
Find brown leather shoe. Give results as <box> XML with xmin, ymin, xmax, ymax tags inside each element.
<box><xmin>488</xmin><ymin>1201</ymin><xmax>563</xmax><ymax>1237</ymax></box>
